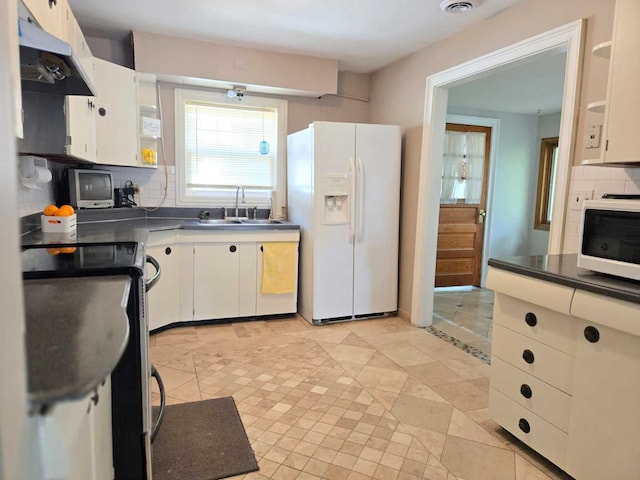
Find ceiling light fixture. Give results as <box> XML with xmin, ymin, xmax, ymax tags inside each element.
<box><xmin>226</xmin><ymin>85</ymin><xmax>246</xmax><ymax>100</ymax></box>
<box><xmin>439</xmin><ymin>0</ymin><xmax>479</xmax><ymax>13</ymax></box>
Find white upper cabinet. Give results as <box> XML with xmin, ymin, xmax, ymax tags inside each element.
<box><xmin>93</xmin><ymin>58</ymin><xmax>138</xmax><ymax>167</ymax></box>
<box><xmin>22</xmin><ymin>0</ymin><xmax>66</xmax><ymax>40</ymax></box>
<box><xmin>601</xmin><ymin>0</ymin><xmax>640</xmax><ymax>164</ymax></box>
<box><xmin>65</xmin><ymin>91</ymin><xmax>97</xmax><ymax>161</ymax></box>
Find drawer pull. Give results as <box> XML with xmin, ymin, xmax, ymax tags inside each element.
<box><xmin>165</xmin><ymin>247</ymin><xmax>172</xmax><ymax>255</ymax></box>
<box><xmin>584</xmin><ymin>326</ymin><xmax>600</xmax><ymax>343</ymax></box>
<box><xmin>520</xmin><ymin>384</ymin><xmax>533</xmax><ymax>399</ymax></box>
<box><xmin>518</xmin><ymin>418</ymin><xmax>531</xmax><ymax>434</ymax></box>
<box><xmin>522</xmin><ymin>349</ymin><xmax>535</xmax><ymax>364</ymax></box>
<box><xmin>524</xmin><ymin>312</ymin><xmax>537</xmax><ymax>327</ymax></box>
<box><xmin>229</xmin><ymin>245</ymin><xmax>237</xmax><ymax>253</ymax></box>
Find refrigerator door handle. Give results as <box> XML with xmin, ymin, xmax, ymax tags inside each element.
<box><xmin>348</xmin><ymin>157</ymin><xmax>356</xmax><ymax>243</ymax></box>
<box><xmin>356</xmin><ymin>157</ymin><xmax>364</xmax><ymax>242</ymax></box>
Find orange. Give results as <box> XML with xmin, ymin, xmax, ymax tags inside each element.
<box><xmin>59</xmin><ymin>247</ymin><xmax>77</xmax><ymax>254</ymax></box>
<box><xmin>47</xmin><ymin>248</ymin><xmax>61</xmax><ymax>255</ymax></box>
<box><xmin>43</xmin><ymin>205</ymin><xmax>59</xmax><ymax>216</ymax></box>
<box><xmin>55</xmin><ymin>205</ymin><xmax>75</xmax><ymax>217</ymax></box>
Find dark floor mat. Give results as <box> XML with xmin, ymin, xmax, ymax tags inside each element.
<box><xmin>152</xmin><ymin>397</ymin><xmax>259</xmax><ymax>480</ymax></box>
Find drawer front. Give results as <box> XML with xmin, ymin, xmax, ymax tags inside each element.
<box><xmin>490</xmin><ymin>387</ymin><xmax>568</xmax><ymax>470</ymax></box>
<box><xmin>492</xmin><ymin>325</ymin><xmax>574</xmax><ymax>394</ymax></box>
<box><xmin>493</xmin><ymin>294</ymin><xmax>578</xmax><ymax>355</ymax></box>
<box><xmin>491</xmin><ymin>357</ymin><xmax>572</xmax><ymax>432</ymax></box>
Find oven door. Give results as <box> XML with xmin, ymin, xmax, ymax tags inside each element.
<box><xmin>145</xmin><ymin>255</ymin><xmax>166</xmax><ymax>443</ymax></box>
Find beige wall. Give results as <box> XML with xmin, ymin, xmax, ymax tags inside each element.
<box><xmin>368</xmin><ymin>0</ymin><xmax>615</xmax><ymax>318</ymax></box>
<box><xmin>134</xmin><ymin>31</ymin><xmax>339</xmax><ymax>97</ymax></box>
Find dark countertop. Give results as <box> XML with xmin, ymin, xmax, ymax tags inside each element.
<box><xmin>23</xmin><ymin>276</ymin><xmax>131</xmax><ymax>409</ymax></box>
<box><xmin>488</xmin><ymin>254</ymin><xmax>640</xmax><ymax>304</ymax></box>
<box><xmin>21</xmin><ymin>216</ymin><xmax>300</xmax><ymax>247</ymax></box>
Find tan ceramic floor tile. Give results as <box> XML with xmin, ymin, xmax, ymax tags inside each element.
<box><xmin>430</xmin><ymin>380</ymin><xmax>489</xmax><ymax>412</ymax></box>
<box><xmin>153</xmin><ymin>313</ymin><xmax>564</xmax><ymax>480</ymax></box>
<box><xmin>440</xmin><ymin>435</ymin><xmax>515</xmax><ymax>480</ymax></box>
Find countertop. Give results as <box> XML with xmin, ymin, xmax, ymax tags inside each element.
<box><xmin>23</xmin><ymin>275</ymin><xmax>131</xmax><ymax>410</ymax></box>
<box><xmin>21</xmin><ymin>216</ymin><xmax>300</xmax><ymax>247</ymax></box>
<box><xmin>488</xmin><ymin>254</ymin><xmax>640</xmax><ymax>304</ymax></box>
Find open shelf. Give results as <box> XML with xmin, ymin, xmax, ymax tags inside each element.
<box><xmin>592</xmin><ymin>40</ymin><xmax>613</xmax><ymax>59</ymax></box>
<box><xmin>587</xmin><ymin>101</ymin><xmax>606</xmax><ymax>113</ymax></box>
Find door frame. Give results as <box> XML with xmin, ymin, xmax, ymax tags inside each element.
<box><xmin>411</xmin><ymin>20</ymin><xmax>585</xmax><ymax>327</ymax></box>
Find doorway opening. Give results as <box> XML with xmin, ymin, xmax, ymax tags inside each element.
<box><xmin>411</xmin><ymin>20</ymin><xmax>585</xmax><ymax>328</ymax></box>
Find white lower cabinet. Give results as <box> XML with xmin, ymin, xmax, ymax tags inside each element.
<box><xmin>256</xmin><ymin>242</ymin><xmax>298</xmax><ymax>316</ymax></box>
<box><xmin>193</xmin><ymin>242</ymin><xmax>241</xmax><ymax>320</ymax></box>
<box><xmin>567</xmin><ymin>295</ymin><xmax>640</xmax><ymax>480</ymax></box>
<box><xmin>38</xmin><ymin>378</ymin><xmax>112</xmax><ymax>480</ymax></box>
<box><xmin>146</xmin><ymin>232</ymin><xmax>181</xmax><ymax>330</ymax></box>
<box><xmin>488</xmin><ymin>267</ymin><xmax>640</xmax><ymax>480</ymax></box>
<box><xmin>148</xmin><ymin>230</ymin><xmax>299</xmax><ymax>325</ymax></box>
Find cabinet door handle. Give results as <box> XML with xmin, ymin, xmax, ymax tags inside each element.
<box><xmin>518</xmin><ymin>418</ymin><xmax>531</xmax><ymax>434</ymax></box>
<box><xmin>165</xmin><ymin>247</ymin><xmax>172</xmax><ymax>255</ymax></box>
<box><xmin>522</xmin><ymin>349</ymin><xmax>535</xmax><ymax>364</ymax></box>
<box><xmin>584</xmin><ymin>326</ymin><xmax>600</xmax><ymax>343</ymax></box>
<box><xmin>520</xmin><ymin>384</ymin><xmax>533</xmax><ymax>399</ymax></box>
<box><xmin>260</xmin><ymin>245</ymin><xmax>263</xmax><ymax>252</ymax></box>
<box><xmin>98</xmin><ymin>107</ymin><xmax>107</xmax><ymax>117</ymax></box>
<box><xmin>229</xmin><ymin>245</ymin><xmax>237</xmax><ymax>253</ymax></box>
<box><xmin>49</xmin><ymin>0</ymin><xmax>57</xmax><ymax>7</ymax></box>
<box><xmin>525</xmin><ymin>312</ymin><xmax>537</xmax><ymax>327</ymax></box>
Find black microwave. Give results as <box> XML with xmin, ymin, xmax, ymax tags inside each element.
<box><xmin>61</xmin><ymin>168</ymin><xmax>114</xmax><ymax>209</ymax></box>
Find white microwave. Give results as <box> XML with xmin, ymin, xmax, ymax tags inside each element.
<box><xmin>577</xmin><ymin>198</ymin><xmax>640</xmax><ymax>281</ymax></box>
<box><xmin>67</xmin><ymin>168</ymin><xmax>114</xmax><ymax>209</ymax></box>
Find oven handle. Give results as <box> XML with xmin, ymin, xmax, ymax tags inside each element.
<box><xmin>150</xmin><ymin>365</ymin><xmax>166</xmax><ymax>443</ymax></box>
<box><xmin>145</xmin><ymin>255</ymin><xmax>161</xmax><ymax>292</ymax></box>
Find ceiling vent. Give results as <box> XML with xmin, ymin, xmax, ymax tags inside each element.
<box><xmin>440</xmin><ymin>0</ymin><xmax>479</xmax><ymax>13</ymax></box>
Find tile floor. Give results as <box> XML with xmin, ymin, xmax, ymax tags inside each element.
<box><xmin>150</xmin><ymin>315</ymin><xmax>573</xmax><ymax>480</ymax></box>
<box><xmin>432</xmin><ymin>288</ymin><xmax>495</xmax><ymax>359</ymax></box>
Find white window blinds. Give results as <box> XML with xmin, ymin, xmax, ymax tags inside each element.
<box><xmin>184</xmin><ymin>101</ymin><xmax>277</xmax><ymax>191</ymax></box>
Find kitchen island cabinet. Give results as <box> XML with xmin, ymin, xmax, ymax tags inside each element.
<box><xmin>487</xmin><ymin>256</ymin><xmax>640</xmax><ymax>480</ymax></box>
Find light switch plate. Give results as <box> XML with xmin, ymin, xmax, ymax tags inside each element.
<box><xmin>585</xmin><ymin>125</ymin><xmax>602</xmax><ymax>149</ymax></box>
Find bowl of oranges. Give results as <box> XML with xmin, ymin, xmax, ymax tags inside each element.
<box><xmin>41</xmin><ymin>204</ymin><xmax>77</xmax><ymax>233</ymax></box>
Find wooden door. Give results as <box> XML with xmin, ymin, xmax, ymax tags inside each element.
<box><xmin>436</xmin><ymin>124</ymin><xmax>491</xmax><ymax>287</ymax></box>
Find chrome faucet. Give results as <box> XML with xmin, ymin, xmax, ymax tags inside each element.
<box><xmin>268</xmin><ymin>196</ymin><xmax>273</xmax><ymax>220</ymax></box>
<box><xmin>235</xmin><ymin>185</ymin><xmax>246</xmax><ymax>219</ymax></box>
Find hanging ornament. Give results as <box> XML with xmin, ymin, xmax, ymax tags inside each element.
<box><xmin>259</xmin><ymin>109</ymin><xmax>270</xmax><ymax>155</ymax></box>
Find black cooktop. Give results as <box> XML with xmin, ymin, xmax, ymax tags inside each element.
<box><xmin>22</xmin><ymin>242</ymin><xmax>144</xmax><ymax>279</ymax></box>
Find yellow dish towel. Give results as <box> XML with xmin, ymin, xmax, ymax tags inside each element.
<box><xmin>261</xmin><ymin>242</ymin><xmax>297</xmax><ymax>295</ymax></box>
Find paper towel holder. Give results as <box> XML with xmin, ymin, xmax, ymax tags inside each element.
<box><xmin>19</xmin><ymin>155</ymin><xmax>52</xmax><ymax>189</ymax></box>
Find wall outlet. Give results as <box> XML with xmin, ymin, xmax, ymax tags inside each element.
<box><xmin>571</xmin><ymin>189</ymin><xmax>594</xmax><ymax>211</ymax></box>
<box><xmin>585</xmin><ymin>125</ymin><xmax>602</xmax><ymax>149</ymax></box>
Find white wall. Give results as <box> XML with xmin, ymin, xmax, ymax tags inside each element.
<box><xmin>448</xmin><ymin>107</ymin><xmax>540</xmax><ymax>260</ymax></box>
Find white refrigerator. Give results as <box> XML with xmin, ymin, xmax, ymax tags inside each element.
<box><xmin>287</xmin><ymin>121</ymin><xmax>402</xmax><ymax>325</ymax></box>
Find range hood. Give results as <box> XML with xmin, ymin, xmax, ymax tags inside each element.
<box><xmin>19</xmin><ymin>17</ymin><xmax>96</xmax><ymax>96</ymax></box>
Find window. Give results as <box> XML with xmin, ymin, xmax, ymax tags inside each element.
<box><xmin>175</xmin><ymin>89</ymin><xmax>287</xmax><ymax>208</ymax></box>
<box><xmin>534</xmin><ymin>137</ymin><xmax>559</xmax><ymax>231</ymax></box>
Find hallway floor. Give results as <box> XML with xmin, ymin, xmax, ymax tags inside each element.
<box><xmin>150</xmin><ymin>316</ymin><xmax>572</xmax><ymax>480</ymax></box>
<box><xmin>431</xmin><ymin>287</ymin><xmax>494</xmax><ymax>362</ymax></box>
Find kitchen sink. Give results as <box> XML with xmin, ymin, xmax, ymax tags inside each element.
<box><xmin>240</xmin><ymin>219</ymin><xmax>285</xmax><ymax>225</ymax></box>
<box><xmin>198</xmin><ymin>218</ymin><xmax>242</xmax><ymax>224</ymax></box>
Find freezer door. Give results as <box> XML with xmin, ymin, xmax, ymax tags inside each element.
<box><xmin>312</xmin><ymin>122</ymin><xmax>356</xmax><ymax>320</ymax></box>
<box><xmin>353</xmin><ymin>124</ymin><xmax>401</xmax><ymax>316</ymax></box>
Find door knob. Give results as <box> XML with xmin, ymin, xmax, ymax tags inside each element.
<box><xmin>478</xmin><ymin>209</ymin><xmax>487</xmax><ymax>224</ymax></box>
